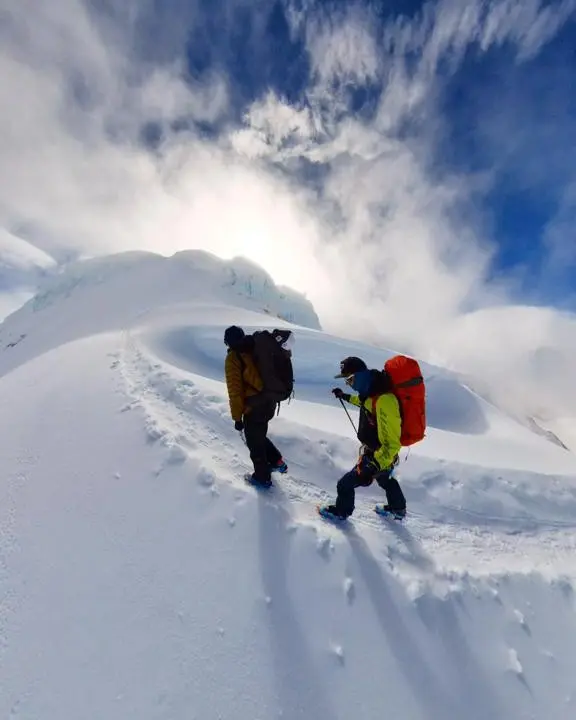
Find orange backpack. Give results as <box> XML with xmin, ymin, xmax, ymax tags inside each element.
<box><xmin>384</xmin><ymin>355</ymin><xmax>426</xmax><ymax>446</ymax></box>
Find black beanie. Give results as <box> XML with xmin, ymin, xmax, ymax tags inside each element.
<box><xmin>224</xmin><ymin>325</ymin><xmax>245</xmax><ymax>348</ymax></box>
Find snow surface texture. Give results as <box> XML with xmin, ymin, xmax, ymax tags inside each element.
<box><xmin>1</xmin><ymin>251</ymin><xmax>576</xmax><ymax>720</ymax></box>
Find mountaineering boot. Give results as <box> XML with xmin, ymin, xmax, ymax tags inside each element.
<box><xmin>270</xmin><ymin>458</ymin><xmax>288</xmax><ymax>474</ymax></box>
<box><xmin>374</xmin><ymin>504</ymin><xmax>406</xmax><ymax>520</ymax></box>
<box><xmin>317</xmin><ymin>504</ymin><xmax>348</xmax><ymax>522</ymax></box>
<box><xmin>245</xmin><ymin>473</ymin><xmax>273</xmax><ymax>489</ymax></box>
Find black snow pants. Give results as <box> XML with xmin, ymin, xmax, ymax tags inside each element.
<box><xmin>334</xmin><ymin>463</ymin><xmax>406</xmax><ymax>518</ymax></box>
<box><xmin>243</xmin><ymin>400</ymin><xmax>282</xmax><ymax>482</ymax></box>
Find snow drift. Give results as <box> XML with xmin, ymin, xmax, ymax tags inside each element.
<box><xmin>1</xmin><ymin>250</ymin><xmax>576</xmax><ymax>720</ymax></box>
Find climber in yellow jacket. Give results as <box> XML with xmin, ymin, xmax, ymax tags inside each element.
<box><xmin>224</xmin><ymin>325</ymin><xmax>288</xmax><ymax>486</ymax></box>
<box><xmin>319</xmin><ymin>356</ymin><xmax>406</xmax><ymax>520</ymax></box>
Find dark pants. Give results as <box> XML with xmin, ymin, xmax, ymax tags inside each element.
<box><xmin>243</xmin><ymin>401</ymin><xmax>282</xmax><ymax>481</ymax></box>
<box><xmin>334</xmin><ymin>465</ymin><xmax>406</xmax><ymax>518</ymax></box>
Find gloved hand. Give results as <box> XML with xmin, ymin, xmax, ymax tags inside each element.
<box><xmin>234</xmin><ymin>420</ymin><xmax>244</xmax><ymax>432</ymax></box>
<box><xmin>332</xmin><ymin>387</ymin><xmax>350</xmax><ymax>401</ymax></box>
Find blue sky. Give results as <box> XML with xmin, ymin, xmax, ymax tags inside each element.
<box><xmin>437</xmin><ymin>22</ymin><xmax>576</xmax><ymax>303</ymax></box>
<box><xmin>174</xmin><ymin>0</ymin><xmax>576</xmax><ymax>307</ymax></box>
<box><xmin>2</xmin><ymin>0</ymin><xmax>576</xmax><ymax>415</ymax></box>
<box><xmin>3</xmin><ymin>0</ymin><xmax>575</xmax><ymax>303</ymax></box>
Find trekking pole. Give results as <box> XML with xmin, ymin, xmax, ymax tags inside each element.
<box><xmin>339</xmin><ymin>397</ymin><xmax>358</xmax><ymax>434</ymax></box>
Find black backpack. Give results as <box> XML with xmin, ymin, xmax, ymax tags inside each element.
<box><xmin>252</xmin><ymin>329</ymin><xmax>294</xmax><ymax>404</ymax></box>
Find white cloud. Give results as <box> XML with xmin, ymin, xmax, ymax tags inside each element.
<box><xmin>480</xmin><ymin>0</ymin><xmax>576</xmax><ymax>60</ymax></box>
<box><xmin>278</xmin><ymin>0</ymin><xmax>576</xmax><ymax>422</ymax></box>
<box><xmin>378</xmin><ymin>0</ymin><xmax>576</xmax><ymax>83</ymax></box>
<box><xmin>231</xmin><ymin>92</ymin><xmax>317</xmax><ymax>158</ymax></box>
<box><xmin>1</xmin><ymin>0</ymin><xmax>576</xmax><ymax>431</ymax></box>
<box><xmin>306</xmin><ymin>10</ymin><xmax>380</xmax><ymax>87</ymax></box>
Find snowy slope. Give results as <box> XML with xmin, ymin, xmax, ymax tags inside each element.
<box><xmin>2</xmin><ymin>251</ymin><xmax>576</xmax><ymax>720</ymax></box>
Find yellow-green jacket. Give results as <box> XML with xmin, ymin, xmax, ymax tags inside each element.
<box><xmin>348</xmin><ymin>393</ymin><xmax>402</xmax><ymax>470</ymax></box>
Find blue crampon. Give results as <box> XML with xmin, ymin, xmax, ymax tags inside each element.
<box><xmin>244</xmin><ymin>473</ymin><xmax>273</xmax><ymax>489</ymax></box>
<box><xmin>317</xmin><ymin>505</ymin><xmax>348</xmax><ymax>523</ymax></box>
<box><xmin>374</xmin><ymin>504</ymin><xmax>406</xmax><ymax>521</ymax></box>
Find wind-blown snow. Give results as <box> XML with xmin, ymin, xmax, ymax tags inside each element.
<box><xmin>0</xmin><ymin>229</ymin><xmax>57</xmax><ymax>321</ymax></box>
<box><xmin>1</xmin><ymin>250</ymin><xmax>576</xmax><ymax>720</ymax></box>
<box><xmin>0</xmin><ymin>229</ymin><xmax>55</xmax><ymax>273</ymax></box>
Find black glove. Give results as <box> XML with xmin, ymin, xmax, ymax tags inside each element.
<box><xmin>332</xmin><ymin>387</ymin><xmax>350</xmax><ymax>401</ymax></box>
<box><xmin>234</xmin><ymin>420</ymin><xmax>244</xmax><ymax>431</ymax></box>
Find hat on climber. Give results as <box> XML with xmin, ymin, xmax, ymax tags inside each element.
<box><xmin>334</xmin><ymin>356</ymin><xmax>368</xmax><ymax>379</ymax></box>
<box><xmin>224</xmin><ymin>325</ymin><xmax>245</xmax><ymax>349</ymax></box>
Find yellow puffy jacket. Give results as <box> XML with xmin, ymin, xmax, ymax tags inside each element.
<box><xmin>348</xmin><ymin>393</ymin><xmax>402</xmax><ymax>470</ymax></box>
<box><xmin>225</xmin><ymin>350</ymin><xmax>264</xmax><ymax>422</ymax></box>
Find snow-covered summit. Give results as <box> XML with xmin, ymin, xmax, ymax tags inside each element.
<box><xmin>1</xmin><ymin>251</ymin><xmax>576</xmax><ymax>720</ymax></box>
<box><xmin>17</xmin><ymin>248</ymin><xmax>319</xmax><ymax>326</ymax></box>
<box><xmin>0</xmin><ymin>249</ymin><xmax>320</xmax><ymax>374</ymax></box>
